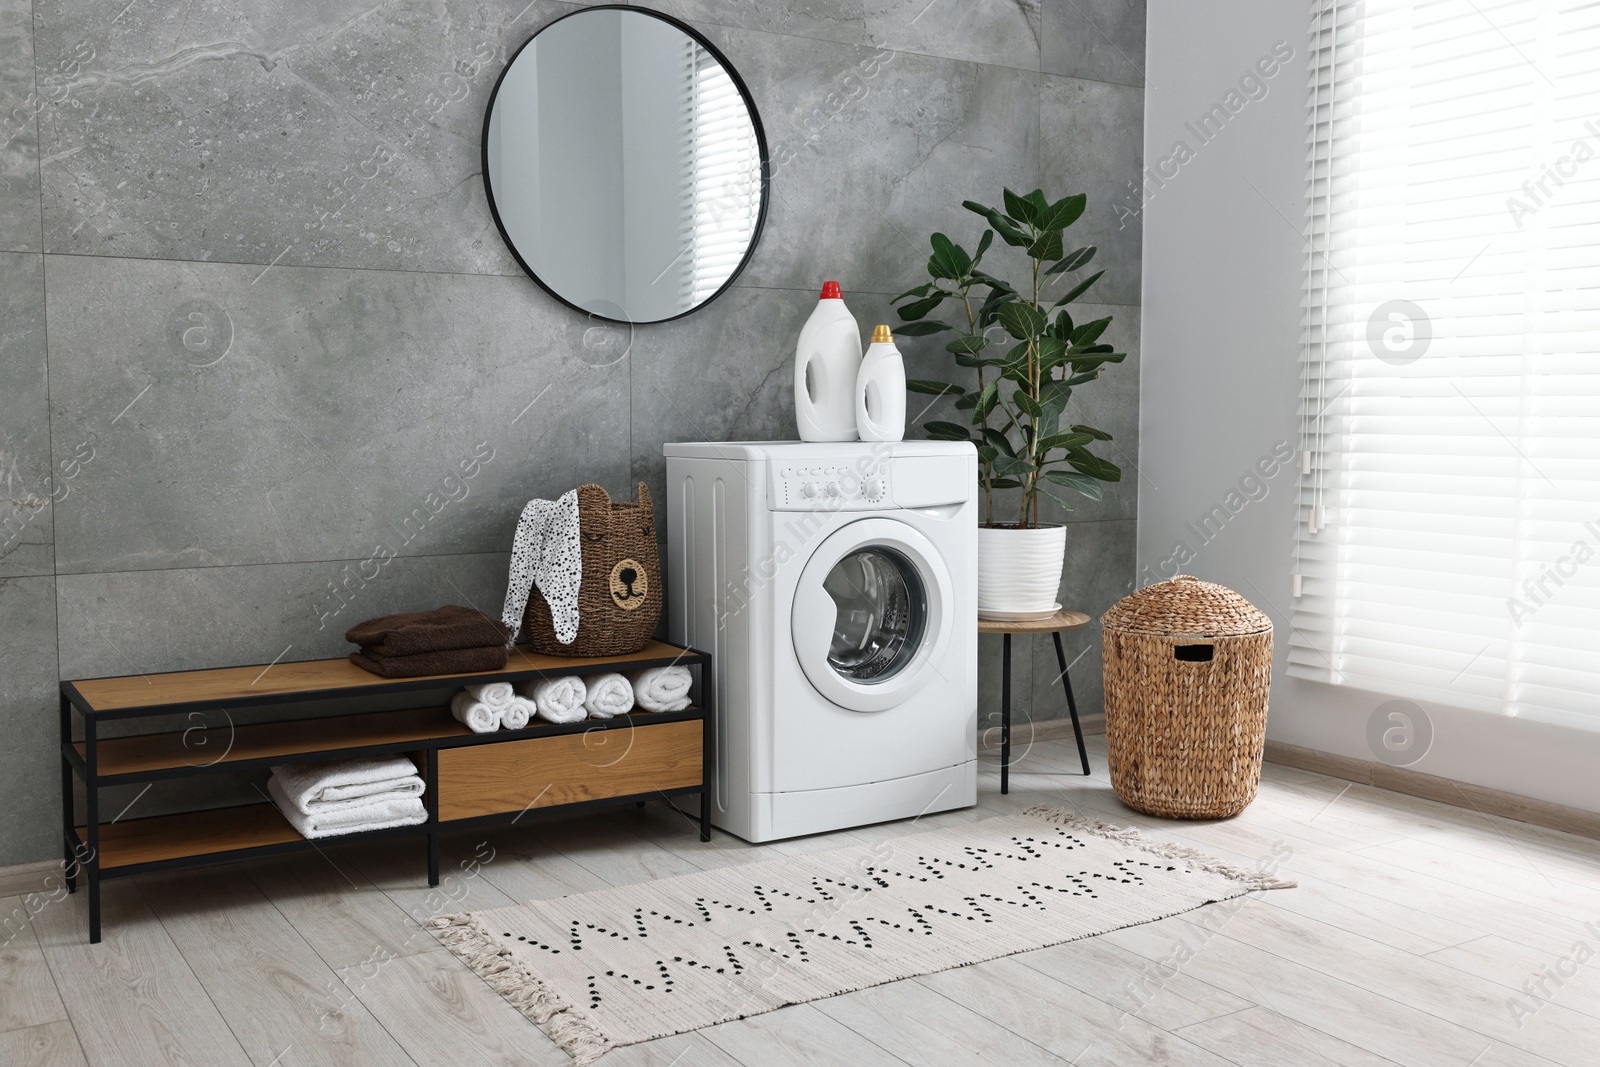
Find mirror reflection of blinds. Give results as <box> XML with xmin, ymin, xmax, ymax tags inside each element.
<box><xmin>689</xmin><ymin>46</ymin><xmax>760</xmax><ymax>304</ymax></box>
<box><xmin>1294</xmin><ymin>0</ymin><xmax>1600</xmax><ymax>730</ymax></box>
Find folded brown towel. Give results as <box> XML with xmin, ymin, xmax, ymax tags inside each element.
<box><xmin>345</xmin><ymin>605</ymin><xmax>511</xmax><ymax>658</ymax></box>
<box><xmin>348</xmin><ymin>644</ymin><xmax>508</xmax><ymax>679</ymax></box>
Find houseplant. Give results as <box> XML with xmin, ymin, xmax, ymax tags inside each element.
<box><xmin>895</xmin><ymin>188</ymin><xmax>1124</xmax><ymax>617</ymax></box>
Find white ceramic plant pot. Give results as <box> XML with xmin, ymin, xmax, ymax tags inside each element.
<box><xmin>977</xmin><ymin>524</ymin><xmax>1067</xmax><ymax>618</ymax></box>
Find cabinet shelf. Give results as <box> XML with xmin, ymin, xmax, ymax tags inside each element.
<box><xmin>61</xmin><ymin>640</ymin><xmax>712</xmax><ymax>943</ymax></box>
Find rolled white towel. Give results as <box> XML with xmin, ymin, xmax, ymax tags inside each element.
<box><xmin>501</xmin><ymin>694</ymin><xmax>535</xmax><ymax>731</ymax></box>
<box><xmin>269</xmin><ymin>756</ymin><xmax>425</xmax><ymax>813</ymax></box>
<box><xmin>527</xmin><ymin>675</ymin><xmax>587</xmax><ymax>723</ymax></box>
<box><xmin>584</xmin><ymin>673</ymin><xmax>635</xmax><ymax>719</ymax></box>
<box><xmin>451</xmin><ymin>691</ymin><xmax>500</xmax><ymax>734</ymax></box>
<box><xmin>629</xmin><ymin>666</ymin><xmax>692</xmax><ymax>712</ymax></box>
<box><xmin>268</xmin><ymin>776</ymin><xmax>426</xmax><ymax>839</ymax></box>
<box><xmin>466</xmin><ymin>681</ymin><xmax>516</xmax><ymax>712</ymax></box>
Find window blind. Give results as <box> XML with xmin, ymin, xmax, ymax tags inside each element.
<box><xmin>689</xmin><ymin>48</ymin><xmax>760</xmax><ymax>304</ymax></box>
<box><xmin>1295</xmin><ymin>0</ymin><xmax>1600</xmax><ymax>730</ymax></box>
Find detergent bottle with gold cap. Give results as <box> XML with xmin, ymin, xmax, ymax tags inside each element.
<box><xmin>855</xmin><ymin>324</ymin><xmax>906</xmax><ymax>442</ymax></box>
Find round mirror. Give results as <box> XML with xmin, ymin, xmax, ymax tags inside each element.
<box><xmin>484</xmin><ymin>7</ymin><xmax>769</xmax><ymax>324</ymax></box>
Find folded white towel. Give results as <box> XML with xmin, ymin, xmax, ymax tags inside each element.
<box><xmin>528</xmin><ymin>675</ymin><xmax>587</xmax><ymax>723</ymax></box>
<box><xmin>268</xmin><ymin>776</ymin><xmax>426</xmax><ymax>839</ymax></box>
<box><xmin>269</xmin><ymin>756</ymin><xmax>425</xmax><ymax>814</ymax></box>
<box><xmin>465</xmin><ymin>681</ymin><xmax>516</xmax><ymax>711</ymax></box>
<box><xmin>502</xmin><ymin>694</ymin><xmax>535</xmax><ymax>731</ymax></box>
<box><xmin>629</xmin><ymin>665</ymin><xmax>692</xmax><ymax>712</ymax></box>
<box><xmin>584</xmin><ymin>673</ymin><xmax>635</xmax><ymax>718</ymax></box>
<box><xmin>451</xmin><ymin>691</ymin><xmax>501</xmax><ymax>734</ymax></box>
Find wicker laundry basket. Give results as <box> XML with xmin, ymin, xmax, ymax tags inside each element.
<box><xmin>523</xmin><ymin>483</ymin><xmax>662</xmax><ymax>657</ymax></box>
<box><xmin>1101</xmin><ymin>576</ymin><xmax>1273</xmax><ymax>819</ymax></box>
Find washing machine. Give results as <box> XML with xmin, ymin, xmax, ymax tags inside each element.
<box><xmin>664</xmin><ymin>440</ymin><xmax>978</xmax><ymax>842</ymax></box>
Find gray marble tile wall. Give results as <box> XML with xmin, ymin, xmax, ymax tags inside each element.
<box><xmin>0</xmin><ymin>0</ymin><xmax>1144</xmax><ymax>866</ymax></box>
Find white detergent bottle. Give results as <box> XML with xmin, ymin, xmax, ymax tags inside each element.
<box><xmin>855</xmin><ymin>324</ymin><xmax>906</xmax><ymax>442</ymax></box>
<box><xmin>794</xmin><ymin>281</ymin><xmax>862</xmax><ymax>441</ymax></box>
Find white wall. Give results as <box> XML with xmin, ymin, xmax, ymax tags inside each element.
<box><xmin>1140</xmin><ymin>0</ymin><xmax>1600</xmax><ymax>814</ymax></box>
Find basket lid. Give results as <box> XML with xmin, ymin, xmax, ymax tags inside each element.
<box><xmin>1101</xmin><ymin>575</ymin><xmax>1272</xmax><ymax>637</ymax></box>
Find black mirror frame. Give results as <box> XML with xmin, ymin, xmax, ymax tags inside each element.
<box><xmin>481</xmin><ymin>5</ymin><xmax>772</xmax><ymax>326</ymax></box>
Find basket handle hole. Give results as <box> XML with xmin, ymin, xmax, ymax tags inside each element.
<box><xmin>1173</xmin><ymin>644</ymin><xmax>1214</xmax><ymax>662</ymax></box>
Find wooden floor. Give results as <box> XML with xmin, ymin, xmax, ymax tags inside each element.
<box><xmin>4</xmin><ymin>735</ymin><xmax>1599</xmax><ymax>1067</ymax></box>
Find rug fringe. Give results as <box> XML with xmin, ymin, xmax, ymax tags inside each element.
<box><xmin>428</xmin><ymin>913</ymin><xmax>614</xmax><ymax>1065</ymax></box>
<box><xmin>1020</xmin><ymin>805</ymin><xmax>1297</xmax><ymax>890</ymax></box>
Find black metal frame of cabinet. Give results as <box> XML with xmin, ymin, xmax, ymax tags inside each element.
<box><xmin>59</xmin><ymin>645</ymin><xmax>712</xmax><ymax>944</ymax></box>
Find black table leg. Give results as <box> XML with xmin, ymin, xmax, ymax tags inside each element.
<box><xmin>60</xmin><ymin>693</ymin><xmax>76</xmax><ymax>894</ymax></box>
<box><xmin>85</xmin><ymin>714</ymin><xmax>100</xmax><ymax>944</ymax></box>
<box><xmin>1053</xmin><ymin>631</ymin><xmax>1091</xmax><ymax>776</ymax></box>
<box><xmin>1001</xmin><ymin>633</ymin><xmax>1012</xmax><ymax>795</ymax></box>
<box><xmin>424</xmin><ymin>749</ymin><xmax>440</xmax><ymax>888</ymax></box>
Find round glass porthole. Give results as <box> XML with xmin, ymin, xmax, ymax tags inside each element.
<box><xmin>822</xmin><ymin>547</ymin><xmax>927</xmax><ymax>683</ymax></box>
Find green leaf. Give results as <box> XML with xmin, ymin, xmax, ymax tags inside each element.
<box><xmin>1038</xmin><ymin>431</ymin><xmax>1094</xmax><ymax>451</ymax></box>
<box><xmin>1045</xmin><ymin>245</ymin><xmax>1096</xmax><ymax>274</ymax></box>
<box><xmin>945</xmin><ymin>334</ymin><xmax>988</xmax><ymax>355</ymax></box>
<box><xmin>1070</xmin><ymin>424</ymin><xmax>1113</xmax><ymax>442</ymax></box>
<box><xmin>971</xmin><ymin>272</ymin><xmax>1017</xmax><ymax>296</ymax></box>
<box><xmin>1003</xmin><ymin>188</ymin><xmax>1038</xmax><ymax>226</ymax></box>
<box><xmin>1071</xmin><ymin>316</ymin><xmax>1111</xmax><ymax>346</ymax></box>
<box><xmin>895</xmin><ymin>319</ymin><xmax>952</xmax><ymax>336</ymax></box>
<box><xmin>897</xmin><ymin>293</ymin><xmax>947</xmax><ymax>321</ymax></box>
<box><xmin>929</xmin><ymin>232</ymin><xmax>970</xmax><ymax>280</ymax></box>
<box><xmin>924</xmin><ymin>421</ymin><xmax>972</xmax><ymax>441</ymax></box>
<box><xmin>982</xmin><ymin>427</ymin><xmax>1017</xmax><ymax>459</ymax></box>
<box><xmin>1066</xmin><ymin>449</ymin><xmax>1122</xmax><ymax>482</ymax></box>
<box><xmin>965</xmin><ymin>201</ymin><xmax>1029</xmax><ymax>247</ymax></box>
<box><xmin>1037</xmin><ymin>485</ymin><xmax>1078</xmax><ymax>513</ymax></box>
<box><xmin>954</xmin><ymin>394</ymin><xmax>978</xmax><ymax>410</ymax></box>
<box><xmin>972</xmin><ymin>229</ymin><xmax>994</xmax><ymax>266</ymax></box>
<box><xmin>1026</xmin><ymin>229</ymin><xmax>1063</xmax><ymax>262</ymax></box>
<box><xmin>992</xmin><ymin>452</ymin><xmax>1035</xmax><ymax>478</ymax></box>
<box><xmin>975</xmin><ymin>444</ymin><xmax>998</xmax><ymax>465</ymax></box>
<box><xmin>988</xmin><ymin>477</ymin><xmax>1023</xmax><ymax>490</ymax></box>
<box><xmin>975</xmin><ymin>380</ymin><xmax>1000</xmax><ymax>420</ymax></box>
<box><xmin>892</xmin><ymin>282</ymin><xmax>934</xmax><ymax>302</ymax></box>
<box><xmin>1040</xmin><ymin>379</ymin><xmax>1073</xmax><ymax>414</ymax></box>
<box><xmin>1037</xmin><ymin>194</ymin><xmax>1087</xmax><ymax>232</ymax></box>
<box><xmin>1065</xmin><ymin>370</ymin><xmax>1101</xmax><ymax>387</ymax></box>
<box><xmin>906</xmin><ymin>379</ymin><xmax>963</xmax><ymax>396</ymax></box>
<box><xmin>1023</xmin><ymin>189</ymin><xmax>1049</xmax><ymax>215</ymax></box>
<box><xmin>1014</xmin><ymin>392</ymin><xmax>1043</xmax><ymax>420</ymax></box>
<box><xmin>1053</xmin><ymin>269</ymin><xmax>1105</xmax><ymax>307</ymax></box>
<box><xmin>1036</xmin><ymin>335</ymin><xmax>1066</xmax><ymax>367</ymax></box>
<box><xmin>1042</xmin><ymin>469</ymin><xmax>1105</xmax><ymax>499</ymax></box>
<box><xmin>997</xmin><ymin>301</ymin><xmax>1047</xmax><ymax>340</ymax></box>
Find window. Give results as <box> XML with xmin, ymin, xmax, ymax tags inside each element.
<box><xmin>688</xmin><ymin>46</ymin><xmax>761</xmax><ymax>305</ymax></box>
<box><xmin>1295</xmin><ymin>0</ymin><xmax>1600</xmax><ymax>729</ymax></box>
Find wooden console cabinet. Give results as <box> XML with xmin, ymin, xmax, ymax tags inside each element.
<box><xmin>60</xmin><ymin>640</ymin><xmax>711</xmax><ymax>943</ymax></box>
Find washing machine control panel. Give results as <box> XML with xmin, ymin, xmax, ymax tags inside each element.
<box><xmin>770</xmin><ymin>461</ymin><xmax>892</xmax><ymax>511</ymax></box>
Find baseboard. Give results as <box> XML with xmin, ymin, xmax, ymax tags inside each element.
<box><xmin>0</xmin><ymin>859</ymin><xmax>59</xmax><ymax>899</ymax></box>
<box><xmin>1265</xmin><ymin>740</ymin><xmax>1600</xmax><ymax>843</ymax></box>
<box><xmin>978</xmin><ymin>715</ymin><xmax>1105</xmax><ymax>752</ymax></box>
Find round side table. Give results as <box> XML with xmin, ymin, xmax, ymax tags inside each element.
<box><xmin>979</xmin><ymin>608</ymin><xmax>1092</xmax><ymax>793</ymax></box>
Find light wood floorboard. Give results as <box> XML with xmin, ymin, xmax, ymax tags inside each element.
<box><xmin>0</xmin><ymin>1021</ymin><xmax>90</xmax><ymax>1067</ymax></box>
<box><xmin>2</xmin><ymin>736</ymin><xmax>1595</xmax><ymax>1067</ymax></box>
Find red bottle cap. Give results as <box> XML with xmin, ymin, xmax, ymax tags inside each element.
<box><xmin>820</xmin><ymin>281</ymin><xmax>842</xmax><ymax>299</ymax></box>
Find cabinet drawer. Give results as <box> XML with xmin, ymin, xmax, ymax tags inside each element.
<box><xmin>437</xmin><ymin>719</ymin><xmax>703</xmax><ymax>821</ymax></box>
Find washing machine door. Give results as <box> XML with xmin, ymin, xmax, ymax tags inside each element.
<box><xmin>791</xmin><ymin>517</ymin><xmax>953</xmax><ymax>712</ymax></box>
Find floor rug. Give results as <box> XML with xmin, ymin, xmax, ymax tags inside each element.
<box><xmin>429</xmin><ymin>806</ymin><xmax>1293</xmax><ymax>1063</ymax></box>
